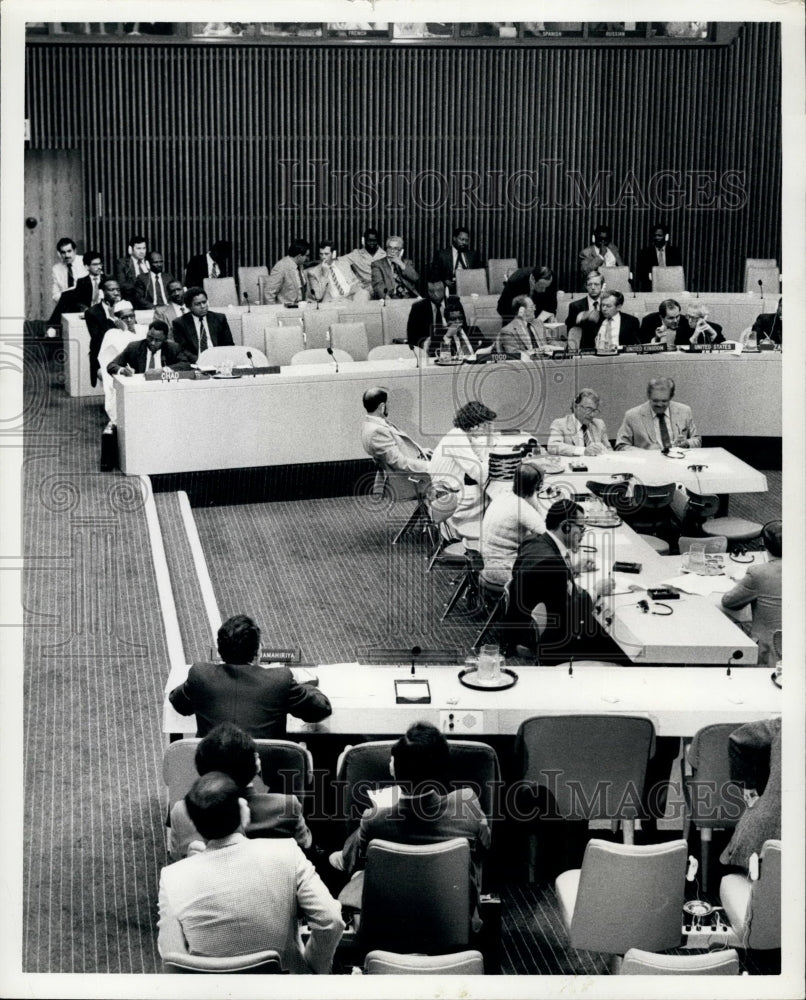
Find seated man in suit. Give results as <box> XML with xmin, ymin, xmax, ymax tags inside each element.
<box><xmin>721</xmin><ymin>519</ymin><xmax>782</xmax><ymax>667</ymax></box>
<box><xmin>407</xmin><ymin>277</ymin><xmax>447</xmax><ymax>351</ymax></box>
<box><xmin>133</xmin><ymin>250</ymin><xmax>174</xmax><ymax>309</ymax></box>
<box><xmin>502</xmin><ymin>500</ymin><xmax>625</xmax><ymax>664</ymax></box>
<box><xmin>564</xmin><ymin>270</ymin><xmax>605</xmax><ymax>332</ymax></box>
<box><xmin>154</xmin><ymin>280</ymin><xmax>188</xmax><ymax>329</ymax></box>
<box><xmin>639</xmin><ymin>297</ymin><xmax>694</xmax><ymax>346</ymax></box>
<box><xmin>50</xmin><ymin>236</ymin><xmax>88</xmax><ymax>303</ymax></box>
<box><xmin>342</xmin><ymin>227</ymin><xmax>386</xmax><ymax>295</ymax></box>
<box><xmin>371</xmin><ymin>235</ymin><xmax>420</xmax><ymax>299</ymax></box>
<box><xmin>184</xmin><ymin>239</ymin><xmax>231</xmax><ymax>289</ymax></box>
<box><xmin>169</xmin><ymin>614</ymin><xmax>332</xmax><ymax>739</ymax></box>
<box><xmin>429</xmin><ymin>226</ymin><xmax>483</xmax><ymax>295</ymax></box>
<box><xmin>574</xmin><ymin>290</ymin><xmax>640</xmax><ymax>350</ymax></box>
<box><xmin>114</xmin><ymin>233</ymin><xmax>150</xmax><ymax>301</ymax></box>
<box><xmin>615</xmin><ymin>376</ymin><xmax>701</xmax><ymax>450</ymax></box>
<box><xmin>578</xmin><ymin>223</ymin><xmax>625</xmax><ymax>279</ymax></box>
<box><xmin>84</xmin><ymin>277</ymin><xmax>124</xmax><ymax>386</ymax></box>
<box><xmin>547</xmin><ymin>389</ymin><xmax>612</xmax><ymax>457</ymax></box>
<box><xmin>427</xmin><ymin>297</ymin><xmax>483</xmax><ymax>361</ymax></box>
<box><xmin>684</xmin><ymin>302</ymin><xmax>724</xmax><ymax>345</ymax></box>
<box><xmin>360</xmin><ymin>386</ymin><xmax>429</xmax><ymax>495</ymax></box>
<box><xmin>497</xmin><ymin>264</ymin><xmax>557</xmax><ymax>321</ymax></box>
<box><xmin>305</xmin><ymin>240</ymin><xmax>367</xmax><ymax>304</ymax></box>
<box><xmin>496</xmin><ymin>294</ymin><xmax>552</xmax><ymax>358</ymax></box>
<box><xmin>264</xmin><ymin>238</ymin><xmax>310</xmax><ymax>304</ymax></box>
<box><xmin>751</xmin><ymin>296</ymin><xmax>782</xmax><ymax>345</ymax></box>
<box><xmin>168</xmin><ymin>722</ymin><xmax>312</xmax><ymax>861</ymax></box>
<box><xmin>172</xmin><ymin>287</ymin><xmax>234</xmax><ymax>363</ymax></box>
<box><xmin>158</xmin><ymin>771</ymin><xmax>343</xmax><ymax>973</ymax></box>
<box><xmin>106</xmin><ymin>319</ymin><xmax>188</xmax><ymax>376</ymax></box>
<box><xmin>635</xmin><ymin>222</ymin><xmax>683</xmax><ymax>291</ymax></box>
<box><xmin>45</xmin><ymin>249</ymin><xmax>104</xmax><ymax>336</ymax></box>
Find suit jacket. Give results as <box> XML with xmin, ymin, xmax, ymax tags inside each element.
<box><xmin>407</xmin><ymin>298</ymin><xmax>448</xmax><ymax>349</ymax></box>
<box><xmin>154</xmin><ymin>302</ymin><xmax>187</xmax><ymax>331</ymax></box>
<box><xmin>720</xmin><ymin>719</ymin><xmax>781</xmax><ymax>868</ymax></box>
<box><xmin>721</xmin><ymin>558</ymin><xmax>782</xmax><ymax>666</ymax></box>
<box><xmin>579</xmin><ymin>242</ymin><xmax>625</xmax><ymax>276</ymax></box>
<box><xmin>547</xmin><ymin>413</ymin><xmax>612</xmax><ymax>456</ymax></box>
<box><xmin>361</xmin><ymin>414</ymin><xmax>429</xmax><ymax>493</ymax></box>
<box><xmin>185</xmin><ymin>252</ymin><xmax>225</xmax><ymax>289</ymax></box>
<box><xmin>84</xmin><ymin>300</ymin><xmax>119</xmax><ymax>383</ymax></box>
<box><xmin>639</xmin><ymin>311</ymin><xmax>696</xmax><ymax>346</ymax></box>
<box><xmin>304</xmin><ymin>260</ymin><xmax>360</xmax><ymax>303</ymax></box>
<box><xmin>73</xmin><ymin>273</ymin><xmax>106</xmax><ymax>310</ymax></box>
<box><xmin>114</xmin><ymin>256</ymin><xmax>150</xmax><ymax>297</ymax></box>
<box><xmin>370</xmin><ymin>257</ymin><xmax>420</xmax><ymax>300</ymax></box>
<box><xmin>751</xmin><ymin>312</ymin><xmax>782</xmax><ymax>345</ymax></box>
<box><xmin>172</xmin><ymin>311</ymin><xmax>234</xmax><ymax>362</ymax></box>
<box><xmin>133</xmin><ymin>270</ymin><xmax>175</xmax><ymax>308</ymax></box>
<box><xmin>615</xmin><ymin>400</ymin><xmax>701</xmax><ymax>450</ymax></box>
<box><xmin>168</xmin><ymin>661</ymin><xmax>332</xmax><ymax>739</ymax></box>
<box><xmin>497</xmin><ymin>268</ymin><xmax>558</xmax><ymax>319</ymax></box>
<box><xmin>577</xmin><ymin>310</ymin><xmax>641</xmax><ymax>349</ymax></box>
<box><xmin>429</xmin><ymin>246</ymin><xmax>483</xmax><ymax>286</ymax></box>
<box><xmin>158</xmin><ymin>834</ymin><xmax>344</xmax><ymax>974</ymax></box>
<box><xmin>635</xmin><ymin>243</ymin><xmax>682</xmax><ymax>291</ymax></box>
<box><xmin>565</xmin><ymin>295</ymin><xmax>603</xmax><ymax>331</ymax></box>
<box><xmin>496</xmin><ymin>317</ymin><xmax>547</xmax><ymax>355</ymax></box>
<box><xmin>264</xmin><ymin>256</ymin><xmax>306</xmax><ymax>304</ymax></box>
<box><xmin>107</xmin><ymin>338</ymin><xmax>185</xmax><ymax>375</ymax></box>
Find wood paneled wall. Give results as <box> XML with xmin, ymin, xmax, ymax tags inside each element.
<box><xmin>26</xmin><ymin>25</ymin><xmax>780</xmax><ymax>292</ymax></box>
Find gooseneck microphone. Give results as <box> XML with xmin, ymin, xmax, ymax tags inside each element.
<box><xmin>243</xmin><ymin>291</ymin><xmax>251</xmax><ymax>312</ymax></box>
<box><xmin>410</xmin><ymin>644</ymin><xmax>422</xmax><ymax>675</ymax></box>
<box><xmin>727</xmin><ymin>649</ymin><xmax>743</xmax><ymax>677</ymax></box>
<box><xmin>408</xmin><ymin>342</ymin><xmax>420</xmax><ymax>368</ymax></box>
<box><xmin>326</xmin><ymin>346</ymin><xmax>340</xmax><ymax>373</ymax></box>
<box><xmin>245</xmin><ymin>350</ymin><xmax>256</xmax><ymax>376</ymax></box>
<box><xmin>758</xmin><ymin>278</ymin><xmax>764</xmax><ymax>299</ymax></box>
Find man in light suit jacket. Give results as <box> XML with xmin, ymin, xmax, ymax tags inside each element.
<box><xmin>547</xmin><ymin>389</ymin><xmax>612</xmax><ymax>456</ymax></box>
<box><xmin>264</xmin><ymin>238</ymin><xmax>310</xmax><ymax>304</ymax></box>
<box><xmin>158</xmin><ymin>772</ymin><xmax>343</xmax><ymax>973</ymax></box>
<box><xmin>721</xmin><ymin>519</ymin><xmax>782</xmax><ymax>666</ymax></box>
<box><xmin>360</xmin><ymin>386</ymin><xmax>429</xmax><ymax>495</ymax></box>
<box><xmin>495</xmin><ymin>295</ymin><xmax>553</xmax><ymax>357</ymax></box>
<box><xmin>371</xmin><ymin>235</ymin><xmax>420</xmax><ymax>299</ymax></box>
<box><xmin>305</xmin><ymin>241</ymin><xmax>367</xmax><ymax>304</ymax></box>
<box><xmin>172</xmin><ymin>287</ymin><xmax>234</xmax><ymax>363</ymax></box>
<box><xmin>429</xmin><ymin>226</ymin><xmax>483</xmax><ymax>294</ymax></box>
<box><xmin>615</xmin><ymin>376</ymin><xmax>701</xmax><ymax>450</ymax></box>
<box><xmin>579</xmin><ymin>223</ymin><xmax>625</xmax><ymax>278</ymax></box>
<box><xmin>106</xmin><ymin>320</ymin><xmax>188</xmax><ymax>376</ymax></box>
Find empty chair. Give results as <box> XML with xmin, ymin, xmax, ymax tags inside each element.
<box><xmin>241</xmin><ymin>309</ymin><xmax>286</xmax><ymax>350</ymax></box>
<box><xmin>486</xmin><ymin>258</ymin><xmax>518</xmax><ymax>294</ymax></box>
<box><xmin>555</xmin><ymin>838</ymin><xmax>687</xmax><ymax>971</ymax></box>
<box><xmin>299</xmin><ymin>307</ymin><xmax>336</xmax><ymax>349</ymax></box>
<box><xmin>203</xmin><ymin>276</ymin><xmax>239</xmax><ymax>307</ymax></box>
<box><xmin>684</xmin><ymin>490</ymin><xmax>762</xmax><ymax>550</ymax></box>
<box><xmin>720</xmin><ymin>839</ymin><xmax>781</xmax><ymax>950</ymax></box>
<box><xmin>196</xmin><ymin>344</ymin><xmax>265</xmax><ymax>368</ymax></box>
<box><xmin>339</xmin><ymin>306</ymin><xmax>384</xmax><ymax>352</ymax></box>
<box><xmin>290</xmin><ymin>347</ymin><xmax>353</xmax><ymax>365</ymax></box>
<box><xmin>682</xmin><ymin>723</ymin><xmax>747</xmax><ymax>892</ymax></box>
<box><xmin>744</xmin><ymin>258</ymin><xmax>780</xmax><ymax>296</ymax></box>
<box><xmin>620</xmin><ymin>947</ymin><xmax>740</xmax><ymax>975</ymax></box>
<box><xmin>599</xmin><ymin>265</ymin><xmax>632</xmax><ymax>295</ymax></box>
<box><xmin>367</xmin><ymin>343</ymin><xmax>415</xmax><ymax>363</ymax></box>
<box><xmin>651</xmin><ymin>265</ymin><xmax>686</xmax><ymax>292</ymax></box>
<box><xmin>455</xmin><ymin>268</ymin><xmax>489</xmax><ymax>296</ymax></box>
<box><xmin>264</xmin><ymin>325</ymin><xmax>305</xmax><ymax>366</ymax></box>
<box><xmin>364</xmin><ymin>949</ymin><xmax>483</xmax><ymax>975</ymax></box>
<box><xmin>162</xmin><ymin>947</ymin><xmax>284</xmax><ymax>974</ymax></box>
<box><xmin>237</xmin><ymin>265</ymin><xmax>269</xmax><ymax>306</ymax></box>
<box><xmin>380</xmin><ymin>299</ymin><xmax>414</xmax><ymax>344</ymax></box>
<box><xmin>329</xmin><ymin>321</ymin><xmax>369</xmax><ymax>361</ymax></box>
<box><xmin>678</xmin><ymin>534</ymin><xmax>728</xmax><ymax>554</ymax></box>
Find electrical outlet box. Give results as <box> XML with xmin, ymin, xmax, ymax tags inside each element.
<box><xmin>439</xmin><ymin>710</ymin><xmax>484</xmax><ymax>734</ymax></box>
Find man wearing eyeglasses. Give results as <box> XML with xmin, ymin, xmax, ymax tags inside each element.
<box><xmin>547</xmin><ymin>389</ymin><xmax>612</xmax><ymax>457</ymax></box>
<box><xmin>370</xmin><ymin>235</ymin><xmax>420</xmax><ymax>300</ymax></box>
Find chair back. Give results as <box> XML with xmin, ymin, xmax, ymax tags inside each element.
<box><xmin>298</xmin><ymin>307</ymin><xmax>333</xmax><ymax>349</ymax></box>
<box><xmin>486</xmin><ymin>258</ymin><xmax>518</xmax><ymax>294</ymax></box>
<box><xmin>684</xmin><ymin>723</ymin><xmax>747</xmax><ymax>830</ymax></box>
<box><xmin>163</xmin><ymin>948</ymin><xmax>284</xmax><ymax>974</ymax></box>
<box><xmin>339</xmin><ymin>306</ymin><xmax>384</xmax><ymax>351</ymax></box>
<box><xmin>329</xmin><ymin>321</ymin><xmax>369</xmax><ymax>361</ymax></box>
<box><xmin>276</xmin><ymin>312</ymin><xmax>305</xmax><ymax>328</ymax></box>
<box><xmin>237</xmin><ymin>266</ymin><xmax>269</xmax><ymax>306</ymax></box>
<box><xmin>427</xmin><ymin>482</ymin><xmax>461</xmax><ymax>526</ymax></box>
<box><xmin>359</xmin><ymin>838</ymin><xmax>471</xmax><ymax>954</ymax></box>
<box><xmin>678</xmin><ymin>535</ymin><xmax>727</xmax><ymax>554</ymax></box>
<box><xmin>651</xmin><ymin>265</ymin><xmax>686</xmax><ymax>292</ymax></box>
<box><xmin>772</xmin><ymin>629</ymin><xmax>782</xmax><ymax>661</ymax></box>
<box><xmin>746</xmin><ymin>840</ymin><xmax>782</xmax><ymax>950</ymax></box>
<box><xmin>685</xmin><ymin>489</ymin><xmax>721</xmax><ymax>521</ymax></box>
<box><xmin>203</xmin><ymin>276</ymin><xmax>239</xmax><ymax>306</ymax></box>
<box><xmin>364</xmin><ymin>949</ymin><xmax>483</xmax><ymax>975</ymax></box>
<box><xmin>196</xmin><ymin>345</ymin><xmax>255</xmax><ymax>368</ymax></box>
<box><xmin>568</xmin><ymin>839</ymin><xmax>687</xmax><ymax>954</ymax></box>
<box><xmin>290</xmin><ymin>347</ymin><xmax>353</xmax><ymax>365</ymax></box>
<box><xmin>380</xmin><ymin>298</ymin><xmax>414</xmax><ymax>344</ymax></box>
<box><xmin>600</xmin><ymin>266</ymin><xmax>632</xmax><ymax>295</ymax></box>
<box><xmin>455</xmin><ymin>268</ymin><xmax>489</xmax><ymax>296</ymax></box>
<box><xmin>264</xmin><ymin>325</ymin><xmax>305</xmax><ymax>366</ymax></box>
<box><xmin>515</xmin><ymin>715</ymin><xmax>654</xmax><ymax>821</ymax></box>
<box><xmin>620</xmin><ymin>947</ymin><xmax>739</xmax><ymax>975</ymax></box>
<box><xmin>367</xmin><ymin>343</ymin><xmax>414</xmax><ymax>362</ymax></box>
<box><xmin>744</xmin><ymin>259</ymin><xmax>780</xmax><ymax>296</ymax></box>
<box><xmin>585</xmin><ymin>479</ymin><xmax>642</xmax><ymax>517</ymax></box>
<box><xmin>336</xmin><ymin>738</ymin><xmax>500</xmax><ymax>830</ymax></box>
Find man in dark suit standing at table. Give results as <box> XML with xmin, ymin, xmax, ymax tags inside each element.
<box><xmin>429</xmin><ymin>226</ymin><xmax>483</xmax><ymax>295</ymax></box>
<box><xmin>169</xmin><ymin>614</ymin><xmax>332</xmax><ymax>739</ymax></box>
<box><xmin>635</xmin><ymin>223</ymin><xmax>683</xmax><ymax>292</ymax></box>
<box><xmin>172</xmin><ymin>286</ymin><xmax>234</xmax><ymax>363</ymax></box>
<box><xmin>106</xmin><ymin>320</ymin><xmax>188</xmax><ymax>376</ymax></box>
<box><xmin>184</xmin><ymin>239</ymin><xmax>231</xmax><ymax>289</ymax></box>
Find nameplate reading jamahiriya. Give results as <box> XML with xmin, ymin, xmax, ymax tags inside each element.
<box><xmin>259</xmin><ymin>647</ymin><xmax>300</xmax><ymax>664</ymax></box>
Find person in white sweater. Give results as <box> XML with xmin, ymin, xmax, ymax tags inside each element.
<box><xmin>480</xmin><ymin>462</ymin><xmax>549</xmax><ymax>587</ymax></box>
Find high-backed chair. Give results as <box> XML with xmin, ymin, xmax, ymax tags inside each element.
<box><xmin>367</xmin><ymin>343</ymin><xmax>415</xmax><ymax>363</ymax></box>
<box><xmin>329</xmin><ymin>321</ymin><xmax>369</xmax><ymax>361</ymax></box>
<box><xmin>203</xmin><ymin>276</ymin><xmax>239</xmax><ymax>307</ymax></box>
<box><xmin>720</xmin><ymin>839</ymin><xmax>781</xmax><ymax>950</ymax></box>
<box><xmin>237</xmin><ymin>266</ymin><xmax>269</xmax><ymax>306</ymax></box>
<box><xmin>196</xmin><ymin>345</ymin><xmax>264</xmax><ymax>368</ymax></box>
<box><xmin>486</xmin><ymin>258</ymin><xmax>518</xmax><ymax>294</ymax></box>
<box><xmin>682</xmin><ymin>722</ymin><xmax>747</xmax><ymax>891</ymax></box>
<box><xmin>455</xmin><ymin>268</ymin><xmax>489</xmax><ymax>296</ymax></box>
<box><xmin>620</xmin><ymin>947</ymin><xmax>740</xmax><ymax>975</ymax></box>
<box><xmin>599</xmin><ymin>265</ymin><xmax>632</xmax><ymax>296</ymax></box>
<box><xmin>290</xmin><ymin>347</ymin><xmax>353</xmax><ymax>365</ymax></box>
<box><xmin>515</xmin><ymin>715</ymin><xmax>655</xmax><ymax>845</ymax></box>
<box><xmin>555</xmin><ymin>838</ymin><xmax>687</xmax><ymax>971</ymax></box>
<box><xmin>264</xmin><ymin>325</ymin><xmax>305</xmax><ymax>366</ymax></box>
<box><xmin>651</xmin><ymin>265</ymin><xmax>686</xmax><ymax>292</ymax></box>
<box><xmin>462</xmin><ymin>299</ymin><xmax>503</xmax><ymax>344</ymax></box>
<box><xmin>678</xmin><ymin>534</ymin><xmax>728</xmax><ymax>554</ymax></box>
<box><xmin>163</xmin><ymin>947</ymin><xmax>285</xmax><ymax>974</ymax></box>
<box><xmin>744</xmin><ymin>258</ymin><xmax>780</xmax><ymax>296</ymax></box>
<box><xmin>339</xmin><ymin>306</ymin><xmax>384</xmax><ymax>352</ymax></box>
<box><xmin>357</xmin><ymin>839</ymin><xmax>472</xmax><ymax>956</ymax></box>
<box><xmin>381</xmin><ymin>298</ymin><xmax>415</xmax><ymax>344</ymax></box>
<box><xmin>241</xmin><ymin>308</ymin><xmax>288</xmax><ymax>349</ymax></box>
<box><xmin>299</xmin><ymin>307</ymin><xmax>335</xmax><ymax>349</ymax></box>
<box><xmin>364</xmin><ymin>949</ymin><xmax>483</xmax><ymax>975</ymax></box>
<box><xmin>684</xmin><ymin>490</ymin><xmax>762</xmax><ymax>550</ymax></box>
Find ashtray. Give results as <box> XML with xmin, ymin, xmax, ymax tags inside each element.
<box><xmin>458</xmin><ymin>667</ymin><xmax>518</xmax><ymax>691</ymax></box>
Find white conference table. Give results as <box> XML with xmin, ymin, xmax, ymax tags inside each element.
<box><xmin>162</xmin><ymin>662</ymin><xmax>780</xmax><ymax>739</ymax></box>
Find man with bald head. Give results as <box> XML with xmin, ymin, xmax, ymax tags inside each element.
<box><xmin>361</xmin><ymin>387</ymin><xmax>430</xmax><ymax>496</ymax></box>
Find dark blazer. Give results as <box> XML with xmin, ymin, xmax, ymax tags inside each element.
<box><xmin>107</xmin><ymin>338</ymin><xmax>186</xmax><ymax>375</ymax></box>
<box><xmin>578</xmin><ymin>310</ymin><xmax>641</xmax><ymax>349</ymax></box>
<box><xmin>429</xmin><ymin>246</ymin><xmax>483</xmax><ymax>286</ymax></box>
<box><xmin>168</xmin><ymin>661</ymin><xmax>332</xmax><ymax>739</ymax></box>
<box><xmin>84</xmin><ymin>300</ymin><xmax>118</xmax><ymax>384</ymax></box>
<box><xmin>639</xmin><ymin>311</ymin><xmax>696</xmax><ymax>346</ymax></box>
<box><xmin>114</xmin><ymin>257</ymin><xmax>149</xmax><ymax>298</ymax></box>
<box><xmin>565</xmin><ymin>295</ymin><xmax>602</xmax><ymax>331</ymax></box>
<box><xmin>407</xmin><ymin>298</ymin><xmax>447</xmax><ymax>349</ymax></box>
<box><xmin>133</xmin><ymin>270</ymin><xmax>175</xmax><ymax>309</ymax></box>
<box><xmin>185</xmin><ymin>252</ymin><xmax>226</xmax><ymax>289</ymax></box>
<box><xmin>73</xmin><ymin>273</ymin><xmax>106</xmax><ymax>310</ymax></box>
<box><xmin>497</xmin><ymin>268</ymin><xmax>558</xmax><ymax>319</ymax></box>
<box><xmin>172</xmin><ymin>311</ymin><xmax>234</xmax><ymax>362</ymax></box>
<box><xmin>751</xmin><ymin>312</ymin><xmax>782</xmax><ymax>345</ymax></box>
<box><xmin>635</xmin><ymin>243</ymin><xmax>683</xmax><ymax>292</ymax></box>
<box><xmin>46</xmin><ymin>273</ymin><xmax>106</xmax><ymax>327</ymax></box>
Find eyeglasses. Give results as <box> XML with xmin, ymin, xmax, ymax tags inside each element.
<box><xmin>577</xmin><ymin>404</ymin><xmax>599</xmax><ymax>414</ymax></box>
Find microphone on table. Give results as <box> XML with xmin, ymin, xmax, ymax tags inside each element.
<box><xmin>410</xmin><ymin>644</ymin><xmax>422</xmax><ymax>676</ymax></box>
<box><xmin>568</xmin><ymin>653</ymin><xmax>574</xmax><ymax>677</ymax></box>
<box><xmin>243</xmin><ymin>291</ymin><xmax>251</xmax><ymax>313</ymax></box>
<box><xmin>757</xmin><ymin>278</ymin><xmax>764</xmax><ymax>299</ymax></box>
<box><xmin>326</xmin><ymin>346</ymin><xmax>340</xmax><ymax>373</ymax></box>
<box><xmin>726</xmin><ymin>649</ymin><xmax>743</xmax><ymax>677</ymax></box>
<box><xmin>408</xmin><ymin>342</ymin><xmax>420</xmax><ymax>368</ymax></box>
<box><xmin>245</xmin><ymin>350</ymin><xmax>256</xmax><ymax>376</ymax></box>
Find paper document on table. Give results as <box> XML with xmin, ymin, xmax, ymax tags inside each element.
<box><xmin>662</xmin><ymin>574</ymin><xmax>735</xmax><ymax>596</ymax></box>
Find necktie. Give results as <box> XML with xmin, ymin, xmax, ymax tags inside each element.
<box><xmin>591</xmin><ymin>299</ymin><xmax>599</xmax><ymax>311</ymax></box>
<box><xmin>658</xmin><ymin>414</ymin><xmax>671</xmax><ymax>450</ymax></box>
<box><xmin>657</xmin><ymin>248</ymin><xmax>666</xmax><ymax>267</ymax></box>
<box><xmin>456</xmin><ymin>251</ymin><xmax>466</xmax><ymax>271</ymax></box>
<box><xmin>92</xmin><ymin>278</ymin><xmax>100</xmax><ymax>304</ymax></box>
<box><xmin>433</xmin><ymin>303</ymin><xmax>443</xmax><ymax>327</ymax></box>
<box><xmin>581</xmin><ymin>423</ymin><xmax>591</xmax><ymax>447</ymax></box>
<box><xmin>198</xmin><ymin>318</ymin><xmax>209</xmax><ymax>353</ymax></box>
<box><xmin>329</xmin><ymin>263</ymin><xmax>349</xmax><ymax>298</ymax></box>
<box><xmin>153</xmin><ymin>275</ymin><xmax>165</xmax><ymax>305</ymax></box>
<box><xmin>527</xmin><ymin>323</ymin><xmax>538</xmax><ymax>350</ymax></box>
<box><xmin>66</xmin><ymin>264</ymin><xmax>74</xmax><ymax>288</ymax></box>
<box><xmin>147</xmin><ymin>349</ymin><xmax>155</xmax><ymax>371</ymax></box>
<box><xmin>298</xmin><ymin>267</ymin><xmax>307</xmax><ymax>299</ymax></box>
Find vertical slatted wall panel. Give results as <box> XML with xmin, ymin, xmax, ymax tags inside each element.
<box><xmin>25</xmin><ymin>25</ymin><xmax>781</xmax><ymax>291</ymax></box>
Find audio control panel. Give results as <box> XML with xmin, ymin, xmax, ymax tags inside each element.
<box><xmin>439</xmin><ymin>710</ymin><xmax>484</xmax><ymax>734</ymax></box>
